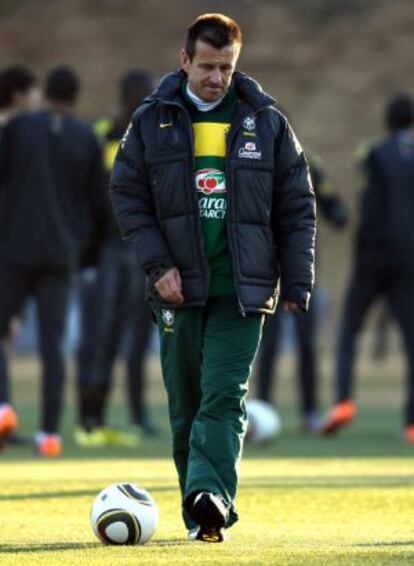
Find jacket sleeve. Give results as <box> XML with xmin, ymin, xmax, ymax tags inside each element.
<box><xmin>109</xmin><ymin>109</ymin><xmax>175</xmax><ymax>281</ymax></box>
<box><xmin>272</xmin><ymin>115</ymin><xmax>316</xmax><ymax>311</ymax></box>
<box><xmin>307</xmin><ymin>152</ymin><xmax>348</xmax><ymax>229</ymax></box>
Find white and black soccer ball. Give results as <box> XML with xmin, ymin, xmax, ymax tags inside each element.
<box><xmin>90</xmin><ymin>483</ymin><xmax>158</xmax><ymax>545</ymax></box>
<box><xmin>246</xmin><ymin>399</ymin><xmax>281</xmax><ymax>443</ymax></box>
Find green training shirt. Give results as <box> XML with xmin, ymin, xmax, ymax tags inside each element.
<box><xmin>182</xmin><ymin>84</ymin><xmax>238</xmax><ymax>296</ymax></box>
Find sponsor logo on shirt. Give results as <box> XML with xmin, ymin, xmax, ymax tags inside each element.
<box><xmin>196</xmin><ymin>168</ymin><xmax>227</xmax><ymax>220</ymax></box>
<box><xmin>238</xmin><ymin>141</ymin><xmax>262</xmax><ymax>160</ymax></box>
<box><xmin>198</xmin><ymin>196</ymin><xmax>227</xmax><ymax>219</ymax></box>
<box><xmin>245</xmin><ymin>142</ymin><xmax>257</xmax><ymax>151</ymax></box>
<box><xmin>242</xmin><ymin>115</ymin><xmax>256</xmax><ymax>131</ymax></box>
<box><xmin>195</xmin><ymin>168</ymin><xmax>226</xmax><ymax>195</ymax></box>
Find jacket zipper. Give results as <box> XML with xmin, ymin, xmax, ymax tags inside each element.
<box><xmin>160</xmin><ymin>100</ymin><xmax>210</xmax><ymax>303</ymax></box>
<box><xmin>225</xmin><ymin>116</ymin><xmax>246</xmax><ymax>317</ymax></box>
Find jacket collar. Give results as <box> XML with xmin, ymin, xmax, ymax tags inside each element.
<box><xmin>146</xmin><ymin>70</ymin><xmax>275</xmax><ymax>111</ymax></box>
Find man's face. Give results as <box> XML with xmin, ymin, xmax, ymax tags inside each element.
<box><xmin>181</xmin><ymin>39</ymin><xmax>240</xmax><ymax>102</ymax></box>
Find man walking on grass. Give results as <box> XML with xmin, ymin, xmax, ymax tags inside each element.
<box><xmin>110</xmin><ymin>13</ymin><xmax>316</xmax><ymax>542</ymax></box>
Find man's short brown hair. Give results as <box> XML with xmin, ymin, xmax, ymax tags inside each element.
<box><xmin>185</xmin><ymin>13</ymin><xmax>242</xmax><ymax>60</ymax></box>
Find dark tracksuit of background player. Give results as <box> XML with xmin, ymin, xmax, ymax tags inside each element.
<box><xmin>256</xmin><ymin>153</ymin><xmax>348</xmax><ymax>423</ymax></box>
<box><xmin>77</xmin><ymin>118</ymin><xmax>154</xmax><ymax>433</ymax></box>
<box><xmin>335</xmin><ymin>127</ymin><xmax>414</xmax><ymax>425</ymax></box>
<box><xmin>0</xmin><ymin>109</ymin><xmax>107</xmax><ymax>434</ymax></box>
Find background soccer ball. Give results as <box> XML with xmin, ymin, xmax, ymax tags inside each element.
<box><xmin>246</xmin><ymin>399</ymin><xmax>281</xmax><ymax>443</ymax></box>
<box><xmin>90</xmin><ymin>482</ymin><xmax>158</xmax><ymax>545</ymax></box>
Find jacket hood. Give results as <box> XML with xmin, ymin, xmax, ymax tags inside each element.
<box><xmin>146</xmin><ymin>69</ymin><xmax>275</xmax><ymax>111</ymax></box>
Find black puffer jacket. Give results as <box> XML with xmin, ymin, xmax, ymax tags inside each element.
<box><xmin>110</xmin><ymin>71</ymin><xmax>316</xmax><ymax>314</ymax></box>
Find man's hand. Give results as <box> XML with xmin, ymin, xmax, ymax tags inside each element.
<box><xmin>283</xmin><ymin>301</ymin><xmax>302</xmax><ymax>314</ymax></box>
<box><xmin>155</xmin><ymin>267</ymin><xmax>184</xmax><ymax>305</ymax></box>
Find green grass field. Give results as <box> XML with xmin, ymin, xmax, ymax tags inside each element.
<box><xmin>1</xmin><ymin>350</ymin><xmax>414</xmax><ymax>565</ymax></box>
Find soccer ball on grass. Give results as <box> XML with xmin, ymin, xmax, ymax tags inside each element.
<box><xmin>90</xmin><ymin>482</ymin><xmax>158</xmax><ymax>545</ymax></box>
<box><xmin>246</xmin><ymin>399</ymin><xmax>281</xmax><ymax>443</ymax></box>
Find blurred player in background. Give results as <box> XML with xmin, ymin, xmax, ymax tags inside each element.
<box><xmin>0</xmin><ymin>65</ymin><xmax>39</xmax><ymax>446</ymax></box>
<box><xmin>0</xmin><ymin>66</ymin><xmax>107</xmax><ymax>456</ymax></box>
<box><xmin>0</xmin><ymin>66</ymin><xmax>38</xmax><ymax>364</ymax></box>
<box><xmin>75</xmin><ymin>70</ymin><xmax>157</xmax><ymax>448</ymax></box>
<box><xmin>256</xmin><ymin>151</ymin><xmax>348</xmax><ymax>431</ymax></box>
<box><xmin>322</xmin><ymin>94</ymin><xmax>414</xmax><ymax>441</ymax></box>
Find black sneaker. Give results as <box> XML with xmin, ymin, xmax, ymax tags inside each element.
<box><xmin>190</xmin><ymin>492</ymin><xmax>228</xmax><ymax>543</ymax></box>
<box><xmin>187</xmin><ymin>526</ymin><xmax>228</xmax><ymax>543</ymax></box>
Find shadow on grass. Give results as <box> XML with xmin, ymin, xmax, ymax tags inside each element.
<box><xmin>0</xmin><ymin>484</ymin><xmax>175</xmax><ymax>501</ymax></box>
<box><xmin>149</xmin><ymin>540</ymin><xmax>189</xmax><ymax>547</ymax></box>
<box><xmin>353</xmin><ymin>541</ymin><xmax>414</xmax><ymax>548</ymax></box>
<box><xmin>2</xmin><ymin>475</ymin><xmax>413</xmax><ymax>502</ymax></box>
<box><xmin>0</xmin><ymin>540</ymin><xmax>206</xmax><ymax>553</ymax></box>
<box><xmin>0</xmin><ymin>542</ymin><xmax>97</xmax><ymax>554</ymax></box>
<box><xmin>240</xmin><ymin>475</ymin><xmax>414</xmax><ymax>489</ymax></box>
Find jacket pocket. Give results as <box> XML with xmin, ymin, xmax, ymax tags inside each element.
<box><xmin>149</xmin><ymin>158</ymin><xmax>198</xmax><ymax>274</ymax></box>
<box><xmin>149</xmin><ymin>158</ymin><xmax>191</xmax><ymax>222</ymax></box>
<box><xmin>236</xmin><ymin>223</ymin><xmax>278</xmax><ymax>280</ymax></box>
<box><xmin>233</xmin><ymin>166</ymin><xmax>273</xmax><ymax>224</ymax></box>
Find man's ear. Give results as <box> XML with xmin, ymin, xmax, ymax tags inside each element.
<box><xmin>180</xmin><ymin>48</ymin><xmax>190</xmax><ymax>72</ymax></box>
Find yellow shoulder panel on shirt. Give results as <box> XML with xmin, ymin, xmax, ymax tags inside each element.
<box><xmin>354</xmin><ymin>138</ymin><xmax>378</xmax><ymax>164</ymax></box>
<box><xmin>93</xmin><ymin>118</ymin><xmax>113</xmax><ymax>140</ymax></box>
<box><xmin>104</xmin><ymin>140</ymin><xmax>121</xmax><ymax>171</ymax></box>
<box><xmin>193</xmin><ymin>122</ymin><xmax>230</xmax><ymax>157</ymax></box>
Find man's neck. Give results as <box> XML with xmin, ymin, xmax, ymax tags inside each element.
<box><xmin>47</xmin><ymin>101</ymin><xmax>73</xmax><ymax>115</ymax></box>
<box><xmin>186</xmin><ymin>83</ymin><xmax>226</xmax><ymax>112</ymax></box>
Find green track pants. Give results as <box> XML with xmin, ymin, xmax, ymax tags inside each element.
<box><xmin>154</xmin><ymin>294</ymin><xmax>264</xmax><ymax>529</ymax></box>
